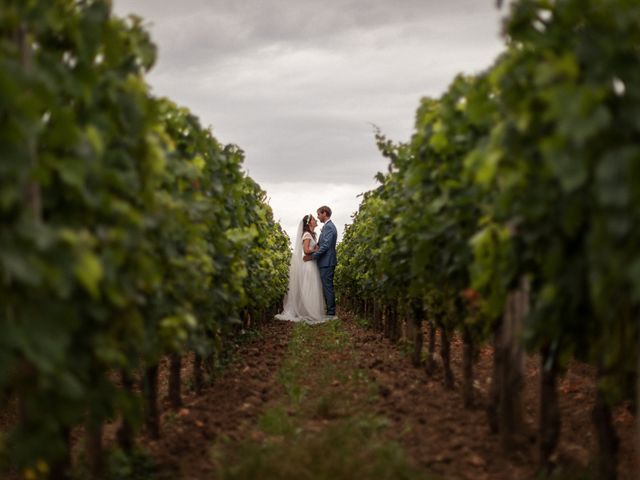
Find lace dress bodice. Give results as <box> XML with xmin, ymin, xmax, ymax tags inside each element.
<box><xmin>301</xmin><ymin>232</ymin><xmax>317</xmax><ymax>253</ymax></box>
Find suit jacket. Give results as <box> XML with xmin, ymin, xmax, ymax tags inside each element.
<box><xmin>312</xmin><ymin>220</ymin><xmax>337</xmax><ymax>268</ymax></box>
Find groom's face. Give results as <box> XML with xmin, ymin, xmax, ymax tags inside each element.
<box><xmin>317</xmin><ymin>211</ymin><xmax>327</xmax><ymax>223</ymax></box>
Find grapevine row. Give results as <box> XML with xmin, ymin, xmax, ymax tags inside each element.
<box><xmin>0</xmin><ymin>1</ymin><xmax>290</xmax><ymax>477</ymax></box>
<box><xmin>336</xmin><ymin>1</ymin><xmax>639</xmax><ymax>478</ymax></box>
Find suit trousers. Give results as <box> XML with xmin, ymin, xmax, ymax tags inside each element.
<box><xmin>319</xmin><ymin>265</ymin><xmax>336</xmax><ymax>316</ymax></box>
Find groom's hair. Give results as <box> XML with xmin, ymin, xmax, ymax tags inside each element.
<box><xmin>317</xmin><ymin>206</ymin><xmax>332</xmax><ymax>218</ymax></box>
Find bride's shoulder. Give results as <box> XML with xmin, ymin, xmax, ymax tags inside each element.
<box><xmin>301</xmin><ymin>231</ymin><xmax>313</xmax><ymax>240</ymax></box>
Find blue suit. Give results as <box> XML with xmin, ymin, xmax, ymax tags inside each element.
<box><xmin>312</xmin><ymin>220</ymin><xmax>337</xmax><ymax>315</ymax></box>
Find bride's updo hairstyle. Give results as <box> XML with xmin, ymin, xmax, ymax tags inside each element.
<box><xmin>302</xmin><ymin>214</ymin><xmax>316</xmax><ymax>238</ymax></box>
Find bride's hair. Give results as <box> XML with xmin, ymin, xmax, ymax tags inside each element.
<box><xmin>302</xmin><ymin>214</ymin><xmax>316</xmax><ymax>238</ymax></box>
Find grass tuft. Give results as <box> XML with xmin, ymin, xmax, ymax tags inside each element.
<box><xmin>210</xmin><ymin>320</ymin><xmax>434</xmax><ymax>480</ymax></box>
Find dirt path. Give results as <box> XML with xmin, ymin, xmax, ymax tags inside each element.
<box><xmin>141</xmin><ymin>314</ymin><xmax>637</xmax><ymax>479</ymax></box>
<box><xmin>2</xmin><ymin>312</ymin><xmax>635</xmax><ymax>479</ymax></box>
<box><xmin>344</xmin><ymin>318</ymin><xmax>531</xmax><ymax>480</ymax></box>
<box><xmin>342</xmin><ymin>314</ymin><xmax>638</xmax><ymax>480</ymax></box>
<box><xmin>145</xmin><ymin>320</ymin><xmax>293</xmax><ymax>478</ymax></box>
<box><xmin>150</xmin><ymin>318</ymin><xmax>425</xmax><ymax>479</ymax></box>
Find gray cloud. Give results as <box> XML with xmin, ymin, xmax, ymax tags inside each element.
<box><xmin>113</xmin><ymin>0</ymin><xmax>506</xmax><ymax>239</ymax></box>
<box><xmin>118</xmin><ymin>1</ymin><xmax>505</xmax><ymax>74</ymax></box>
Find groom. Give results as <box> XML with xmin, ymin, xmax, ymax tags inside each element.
<box><xmin>304</xmin><ymin>205</ymin><xmax>337</xmax><ymax>319</ymax></box>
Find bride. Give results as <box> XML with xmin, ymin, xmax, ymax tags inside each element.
<box><xmin>275</xmin><ymin>214</ymin><xmax>327</xmax><ymax>323</ymax></box>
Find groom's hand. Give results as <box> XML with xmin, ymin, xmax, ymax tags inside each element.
<box><xmin>303</xmin><ymin>255</ymin><xmax>313</xmax><ymax>262</ymax></box>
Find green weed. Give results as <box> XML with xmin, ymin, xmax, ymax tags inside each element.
<box><xmin>211</xmin><ymin>320</ymin><xmax>434</xmax><ymax>480</ymax></box>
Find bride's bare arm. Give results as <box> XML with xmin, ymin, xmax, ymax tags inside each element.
<box><xmin>303</xmin><ymin>238</ymin><xmax>314</xmax><ymax>255</ymax></box>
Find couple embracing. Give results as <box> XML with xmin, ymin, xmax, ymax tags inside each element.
<box><xmin>275</xmin><ymin>206</ymin><xmax>337</xmax><ymax>324</ymax></box>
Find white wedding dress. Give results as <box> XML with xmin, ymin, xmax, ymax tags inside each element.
<box><xmin>275</xmin><ymin>221</ymin><xmax>327</xmax><ymax>324</ymax></box>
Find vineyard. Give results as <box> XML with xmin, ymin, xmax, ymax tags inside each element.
<box><xmin>0</xmin><ymin>0</ymin><xmax>290</xmax><ymax>477</ymax></box>
<box><xmin>0</xmin><ymin>0</ymin><xmax>638</xmax><ymax>479</ymax></box>
<box><xmin>336</xmin><ymin>0</ymin><xmax>640</xmax><ymax>478</ymax></box>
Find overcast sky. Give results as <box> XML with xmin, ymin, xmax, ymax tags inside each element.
<box><xmin>112</xmin><ymin>0</ymin><xmax>506</xmax><ymax>244</ymax></box>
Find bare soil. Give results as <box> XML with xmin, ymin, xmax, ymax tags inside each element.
<box><xmin>140</xmin><ymin>312</ymin><xmax>637</xmax><ymax>479</ymax></box>
<box><xmin>1</xmin><ymin>312</ymin><xmax>637</xmax><ymax>479</ymax></box>
<box><xmin>343</xmin><ymin>314</ymin><xmax>638</xmax><ymax>479</ymax></box>
<box><xmin>143</xmin><ymin>321</ymin><xmax>293</xmax><ymax>478</ymax></box>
